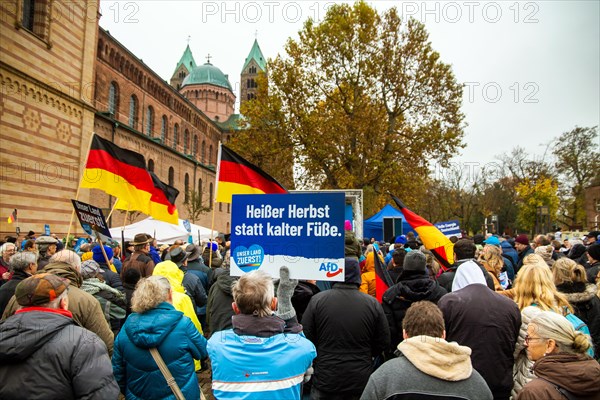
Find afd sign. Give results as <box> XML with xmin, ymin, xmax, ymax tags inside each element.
<box><xmin>230</xmin><ymin>192</ymin><xmax>345</xmax><ymax>281</ymax></box>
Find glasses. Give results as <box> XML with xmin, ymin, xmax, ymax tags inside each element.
<box><xmin>524</xmin><ymin>335</ymin><xmax>547</xmax><ymax>346</ymax></box>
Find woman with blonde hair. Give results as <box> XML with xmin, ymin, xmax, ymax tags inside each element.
<box><xmin>511</xmin><ymin>262</ymin><xmax>573</xmax><ymax>398</ymax></box>
<box><xmin>479</xmin><ymin>245</ymin><xmax>504</xmax><ymax>291</ymax></box>
<box><xmin>553</xmin><ymin>257</ymin><xmax>600</xmax><ymax>358</ymax></box>
<box><xmin>534</xmin><ymin>245</ymin><xmax>555</xmax><ymax>268</ymax></box>
<box><xmin>516</xmin><ymin>311</ymin><xmax>599</xmax><ymax>399</ymax></box>
<box><xmin>112</xmin><ymin>275</ymin><xmax>208</xmax><ymax>399</ymax></box>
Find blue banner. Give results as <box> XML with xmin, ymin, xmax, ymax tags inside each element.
<box><xmin>434</xmin><ymin>219</ymin><xmax>462</xmax><ymax>238</ymax></box>
<box><xmin>230</xmin><ymin>193</ymin><xmax>346</xmax><ymax>281</ymax></box>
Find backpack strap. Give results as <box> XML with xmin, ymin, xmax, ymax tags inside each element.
<box><xmin>538</xmin><ymin>377</ymin><xmax>581</xmax><ymax>400</ymax></box>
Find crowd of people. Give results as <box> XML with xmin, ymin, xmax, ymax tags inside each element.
<box><xmin>0</xmin><ymin>227</ymin><xmax>599</xmax><ymax>399</ymax></box>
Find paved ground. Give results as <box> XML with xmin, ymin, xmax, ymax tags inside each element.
<box><xmin>198</xmin><ymin>359</ymin><xmax>215</xmax><ymax>400</ymax></box>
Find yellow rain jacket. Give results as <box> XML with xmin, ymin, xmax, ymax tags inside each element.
<box><xmin>153</xmin><ymin>260</ymin><xmax>204</xmax><ymax>370</ymax></box>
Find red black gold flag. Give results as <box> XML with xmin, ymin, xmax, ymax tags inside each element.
<box><xmin>7</xmin><ymin>209</ymin><xmax>17</xmax><ymax>224</ymax></box>
<box><xmin>373</xmin><ymin>250</ymin><xmax>393</xmax><ymax>303</ymax></box>
<box><xmin>216</xmin><ymin>145</ymin><xmax>287</xmax><ymax>203</ymax></box>
<box><xmin>81</xmin><ymin>134</ymin><xmax>179</xmax><ymax>224</ymax></box>
<box><xmin>390</xmin><ymin>194</ymin><xmax>454</xmax><ymax>272</ymax></box>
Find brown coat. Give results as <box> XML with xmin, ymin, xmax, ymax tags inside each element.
<box><xmin>516</xmin><ymin>353</ymin><xmax>600</xmax><ymax>400</ymax></box>
<box><xmin>1</xmin><ymin>262</ymin><xmax>114</xmax><ymax>356</ymax></box>
<box><xmin>121</xmin><ymin>251</ymin><xmax>155</xmax><ymax>279</ymax></box>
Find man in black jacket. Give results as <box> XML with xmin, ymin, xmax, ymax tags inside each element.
<box><xmin>0</xmin><ymin>274</ymin><xmax>119</xmax><ymax>399</ymax></box>
<box><xmin>438</xmin><ymin>261</ymin><xmax>521</xmax><ymax>400</ymax></box>
<box><xmin>302</xmin><ymin>257</ymin><xmax>390</xmax><ymax>400</ymax></box>
<box><xmin>437</xmin><ymin>238</ymin><xmax>495</xmax><ymax>292</ymax></box>
<box><xmin>382</xmin><ymin>251</ymin><xmax>447</xmax><ymax>354</ymax></box>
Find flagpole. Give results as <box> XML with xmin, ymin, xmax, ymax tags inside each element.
<box><xmin>209</xmin><ymin>142</ymin><xmax>223</xmax><ymax>269</ymax></box>
<box><xmin>66</xmin><ymin>132</ymin><xmax>96</xmax><ymax>242</ymax></box>
<box><xmin>106</xmin><ymin>200</ymin><xmax>119</xmax><ymax>221</ymax></box>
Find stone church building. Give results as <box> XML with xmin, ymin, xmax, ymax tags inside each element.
<box><xmin>0</xmin><ymin>0</ymin><xmax>266</xmax><ymax>239</ymax></box>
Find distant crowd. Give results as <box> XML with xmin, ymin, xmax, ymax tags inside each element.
<box><xmin>0</xmin><ymin>227</ymin><xmax>598</xmax><ymax>400</ymax></box>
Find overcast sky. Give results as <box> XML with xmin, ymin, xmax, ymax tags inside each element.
<box><xmin>99</xmin><ymin>0</ymin><xmax>600</xmax><ymax>173</ymax></box>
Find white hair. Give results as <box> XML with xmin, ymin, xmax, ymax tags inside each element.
<box><xmin>49</xmin><ymin>250</ymin><xmax>82</xmax><ymax>271</ymax></box>
<box><xmin>0</xmin><ymin>242</ymin><xmax>16</xmax><ymax>256</ymax></box>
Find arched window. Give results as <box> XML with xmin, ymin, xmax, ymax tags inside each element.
<box><xmin>173</xmin><ymin>124</ymin><xmax>179</xmax><ymax>150</ymax></box>
<box><xmin>219</xmin><ymin>202</ymin><xmax>222</xmax><ymax>212</ymax></box>
<box><xmin>168</xmin><ymin>167</ymin><xmax>174</xmax><ymax>186</ymax></box>
<box><xmin>193</xmin><ymin>135</ymin><xmax>198</xmax><ymax>157</ymax></box>
<box><xmin>209</xmin><ymin>144</ymin><xmax>213</xmax><ymax>164</ymax></box>
<box><xmin>147</xmin><ymin>159</ymin><xmax>154</xmax><ymax>172</ymax></box>
<box><xmin>209</xmin><ymin>182</ymin><xmax>213</xmax><ymax>209</ymax></box>
<box><xmin>201</xmin><ymin>140</ymin><xmax>206</xmax><ymax>163</ymax></box>
<box><xmin>184</xmin><ymin>173</ymin><xmax>189</xmax><ymax>203</ymax></box>
<box><xmin>227</xmin><ymin>203</ymin><xmax>230</xmax><ymax>214</ymax></box>
<box><xmin>108</xmin><ymin>82</ymin><xmax>118</xmax><ymax>115</ymax></box>
<box><xmin>198</xmin><ymin>178</ymin><xmax>203</xmax><ymax>204</ymax></box>
<box><xmin>128</xmin><ymin>95</ymin><xmax>138</xmax><ymax>128</ymax></box>
<box><xmin>146</xmin><ymin>106</ymin><xmax>154</xmax><ymax>136</ymax></box>
<box><xmin>226</xmin><ymin>222</ymin><xmax>230</xmax><ymax>233</ymax></box>
<box><xmin>161</xmin><ymin>115</ymin><xmax>167</xmax><ymax>142</ymax></box>
<box><xmin>183</xmin><ymin>129</ymin><xmax>190</xmax><ymax>154</ymax></box>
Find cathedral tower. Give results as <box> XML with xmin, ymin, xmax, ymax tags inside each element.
<box><xmin>240</xmin><ymin>39</ymin><xmax>266</xmax><ymax>107</ymax></box>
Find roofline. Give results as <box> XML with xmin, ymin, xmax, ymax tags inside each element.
<box><xmin>99</xmin><ymin>27</ymin><xmax>226</xmax><ymax>133</ymax></box>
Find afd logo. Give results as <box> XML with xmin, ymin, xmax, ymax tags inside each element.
<box><xmin>319</xmin><ymin>262</ymin><xmax>343</xmax><ymax>278</ymax></box>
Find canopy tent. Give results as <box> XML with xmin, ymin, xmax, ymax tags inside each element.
<box><xmin>364</xmin><ymin>204</ymin><xmax>415</xmax><ymax>242</ymax></box>
<box><xmin>109</xmin><ymin>217</ymin><xmax>218</xmax><ymax>245</ymax></box>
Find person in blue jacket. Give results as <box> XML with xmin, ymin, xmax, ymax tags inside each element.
<box><xmin>112</xmin><ymin>275</ymin><xmax>208</xmax><ymax>399</ymax></box>
<box><xmin>208</xmin><ymin>268</ymin><xmax>316</xmax><ymax>400</ymax></box>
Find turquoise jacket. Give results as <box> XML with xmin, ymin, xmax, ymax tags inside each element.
<box><xmin>112</xmin><ymin>302</ymin><xmax>208</xmax><ymax>399</ymax></box>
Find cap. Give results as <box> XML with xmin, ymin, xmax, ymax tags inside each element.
<box><xmin>15</xmin><ymin>273</ymin><xmax>69</xmax><ymax>307</ymax></box>
<box><xmin>515</xmin><ymin>234</ymin><xmax>529</xmax><ymax>245</ymax></box>
<box><xmin>483</xmin><ymin>236</ymin><xmax>501</xmax><ymax>246</ymax></box>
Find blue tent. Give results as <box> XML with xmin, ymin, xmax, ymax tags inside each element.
<box><xmin>364</xmin><ymin>204</ymin><xmax>415</xmax><ymax>242</ymax></box>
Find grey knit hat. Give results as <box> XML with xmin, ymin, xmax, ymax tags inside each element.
<box><xmin>403</xmin><ymin>251</ymin><xmax>426</xmax><ymax>272</ymax></box>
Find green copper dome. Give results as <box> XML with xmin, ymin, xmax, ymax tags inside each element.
<box><xmin>181</xmin><ymin>63</ymin><xmax>232</xmax><ymax>91</ymax></box>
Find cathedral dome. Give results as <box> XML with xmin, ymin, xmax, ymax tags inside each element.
<box><xmin>181</xmin><ymin>63</ymin><xmax>232</xmax><ymax>91</ymax></box>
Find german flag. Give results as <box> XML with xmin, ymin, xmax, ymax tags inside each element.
<box><xmin>114</xmin><ymin>172</ymin><xmax>180</xmax><ymax>224</ymax></box>
<box><xmin>390</xmin><ymin>194</ymin><xmax>454</xmax><ymax>271</ymax></box>
<box><xmin>216</xmin><ymin>145</ymin><xmax>287</xmax><ymax>203</ymax></box>
<box><xmin>373</xmin><ymin>249</ymin><xmax>393</xmax><ymax>303</ymax></box>
<box><xmin>7</xmin><ymin>209</ymin><xmax>17</xmax><ymax>224</ymax></box>
<box><xmin>81</xmin><ymin>135</ymin><xmax>179</xmax><ymax>224</ymax></box>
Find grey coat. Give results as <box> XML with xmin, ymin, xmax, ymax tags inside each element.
<box><xmin>0</xmin><ymin>309</ymin><xmax>119</xmax><ymax>399</ymax></box>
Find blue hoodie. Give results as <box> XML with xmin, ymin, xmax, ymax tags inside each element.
<box><xmin>112</xmin><ymin>302</ymin><xmax>208</xmax><ymax>400</ymax></box>
<box><xmin>500</xmin><ymin>241</ymin><xmax>518</xmax><ymax>266</ymax></box>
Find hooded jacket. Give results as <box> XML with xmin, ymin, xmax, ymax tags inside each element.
<box><xmin>1</xmin><ymin>261</ymin><xmax>114</xmax><ymax>356</ymax></box>
<box><xmin>207</xmin><ymin>272</ymin><xmax>238</xmax><ymax>334</ymax></box>
<box><xmin>0</xmin><ymin>308</ymin><xmax>119</xmax><ymax>399</ymax></box>
<box><xmin>382</xmin><ymin>270</ymin><xmax>447</xmax><ymax>351</ymax></box>
<box><xmin>153</xmin><ymin>261</ymin><xmax>203</xmax><ymax>333</ymax></box>
<box><xmin>112</xmin><ymin>302</ymin><xmax>208</xmax><ymax>400</ymax></box>
<box><xmin>344</xmin><ymin>230</ymin><xmax>362</xmax><ymax>259</ymax></box>
<box><xmin>208</xmin><ymin>314</ymin><xmax>316</xmax><ymax>400</ymax></box>
<box><xmin>437</xmin><ymin>259</ymin><xmax>496</xmax><ymax>292</ymax></box>
<box><xmin>361</xmin><ymin>336</ymin><xmax>493</xmax><ymax>400</ymax></box>
<box><xmin>516</xmin><ymin>353</ymin><xmax>600</xmax><ymax>399</ymax></box>
<box><xmin>360</xmin><ymin>252</ymin><xmax>379</xmax><ymax>297</ymax></box>
<box><xmin>557</xmin><ymin>281</ymin><xmax>600</xmax><ymax>359</ymax></box>
<box><xmin>438</xmin><ymin>262</ymin><xmax>521</xmax><ymax>400</ymax></box>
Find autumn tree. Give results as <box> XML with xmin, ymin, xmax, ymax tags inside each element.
<box><xmin>515</xmin><ymin>177</ymin><xmax>559</xmax><ymax>234</ymax></box>
<box><xmin>231</xmin><ymin>1</ymin><xmax>464</xmax><ymax>214</ymax></box>
<box><xmin>552</xmin><ymin>126</ymin><xmax>600</xmax><ymax>229</ymax></box>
